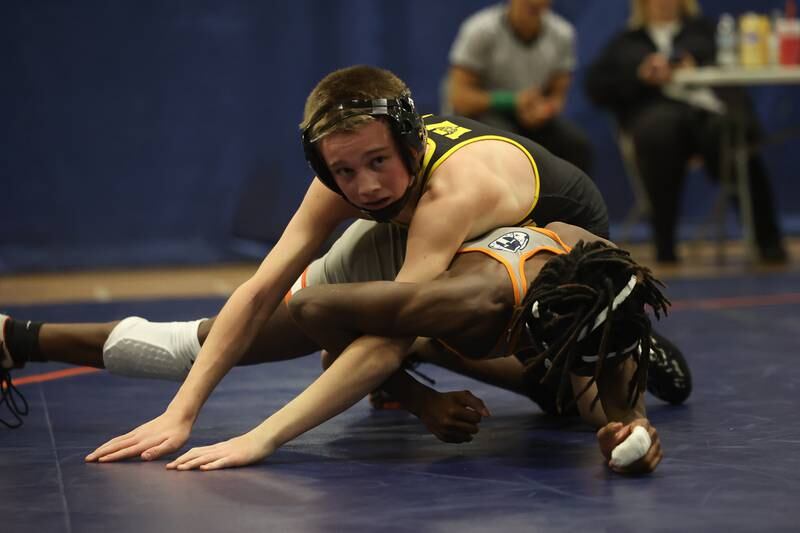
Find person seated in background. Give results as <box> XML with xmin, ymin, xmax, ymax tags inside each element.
<box><xmin>446</xmin><ymin>0</ymin><xmax>593</xmax><ymax>174</ymax></box>
<box><xmin>585</xmin><ymin>0</ymin><xmax>786</xmax><ymax>264</ymax></box>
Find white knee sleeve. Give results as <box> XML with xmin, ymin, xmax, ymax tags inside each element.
<box><xmin>103</xmin><ymin>317</ymin><xmax>204</xmax><ymax>381</ymax></box>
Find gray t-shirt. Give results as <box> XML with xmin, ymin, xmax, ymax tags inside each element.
<box><xmin>449</xmin><ymin>4</ymin><xmax>576</xmax><ymax>91</ymax></box>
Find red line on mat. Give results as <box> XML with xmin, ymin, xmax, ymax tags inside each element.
<box><xmin>670</xmin><ymin>292</ymin><xmax>800</xmax><ymax>311</ymax></box>
<box><xmin>12</xmin><ymin>366</ymin><xmax>101</xmax><ymax>387</ymax></box>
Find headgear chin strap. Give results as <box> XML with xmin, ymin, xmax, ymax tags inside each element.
<box><xmin>300</xmin><ymin>94</ymin><xmax>426</xmax><ymax>222</ymax></box>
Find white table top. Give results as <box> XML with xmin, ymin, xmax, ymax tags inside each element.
<box><xmin>672</xmin><ymin>66</ymin><xmax>800</xmax><ymax>86</ymax></box>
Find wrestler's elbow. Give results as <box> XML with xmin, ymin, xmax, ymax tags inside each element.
<box><xmin>229</xmin><ymin>279</ymin><xmax>273</xmax><ymax>323</ymax></box>
<box><xmin>367</xmin><ymin>342</ymin><xmax>407</xmax><ymax>375</ymax></box>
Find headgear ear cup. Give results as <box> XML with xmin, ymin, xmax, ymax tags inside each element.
<box><xmin>301</xmin><ymin>108</ymin><xmax>341</xmax><ymax>194</ymax></box>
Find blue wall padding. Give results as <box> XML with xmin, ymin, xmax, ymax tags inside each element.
<box><xmin>2</xmin><ymin>0</ymin><xmax>797</xmax><ymax>272</ymax></box>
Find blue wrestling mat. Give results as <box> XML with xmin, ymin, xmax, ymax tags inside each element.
<box><xmin>3</xmin><ymin>272</ymin><xmax>800</xmax><ymax>532</ymax></box>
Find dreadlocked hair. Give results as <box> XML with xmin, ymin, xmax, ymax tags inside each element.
<box><xmin>506</xmin><ymin>240</ymin><xmax>670</xmax><ymax>414</ymax></box>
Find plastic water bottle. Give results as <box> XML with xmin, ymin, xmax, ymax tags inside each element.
<box><xmin>717</xmin><ymin>13</ymin><xmax>738</xmax><ymax>68</ymax></box>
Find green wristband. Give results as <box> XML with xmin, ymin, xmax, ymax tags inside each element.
<box><xmin>490</xmin><ymin>91</ymin><xmax>516</xmax><ymax>112</ymax></box>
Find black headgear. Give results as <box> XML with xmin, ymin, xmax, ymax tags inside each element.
<box><xmin>300</xmin><ymin>94</ymin><xmax>426</xmax><ymax>222</ymax></box>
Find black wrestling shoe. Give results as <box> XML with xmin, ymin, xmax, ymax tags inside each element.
<box><xmin>646</xmin><ymin>331</ymin><xmax>692</xmax><ymax>405</ymax></box>
<box><xmin>1</xmin><ymin>314</ymin><xmax>29</xmax><ymax>428</ymax></box>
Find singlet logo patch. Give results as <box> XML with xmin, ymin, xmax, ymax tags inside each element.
<box><xmin>488</xmin><ymin>231</ymin><xmax>529</xmax><ymax>253</ymax></box>
<box><xmin>425</xmin><ymin>120</ymin><xmax>471</xmax><ymax>140</ymax></box>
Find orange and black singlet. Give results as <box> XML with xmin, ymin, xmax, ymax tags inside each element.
<box><xmin>439</xmin><ymin>225</ymin><xmax>571</xmax><ymax>358</ymax></box>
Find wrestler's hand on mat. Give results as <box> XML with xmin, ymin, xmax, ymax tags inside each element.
<box><xmin>419</xmin><ymin>390</ymin><xmax>490</xmax><ymax>444</ymax></box>
<box><xmin>166</xmin><ymin>431</ymin><xmax>274</xmax><ymax>471</ymax></box>
<box><xmin>596</xmin><ymin>418</ymin><xmax>662</xmax><ymax>475</ymax></box>
<box><xmin>85</xmin><ymin>410</ymin><xmax>193</xmax><ymax>463</ymax></box>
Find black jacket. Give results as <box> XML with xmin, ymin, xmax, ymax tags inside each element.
<box><xmin>584</xmin><ymin>17</ymin><xmax>718</xmax><ymax>126</ymax></box>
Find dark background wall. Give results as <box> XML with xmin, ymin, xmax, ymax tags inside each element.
<box><xmin>2</xmin><ymin>0</ymin><xmax>798</xmax><ymax>272</ymax></box>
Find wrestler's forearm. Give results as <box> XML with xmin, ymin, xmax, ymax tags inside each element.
<box><xmin>290</xmin><ymin>278</ymin><xmax>478</xmax><ymax>341</ymax></box>
<box><xmin>448</xmin><ymin>74</ymin><xmax>492</xmax><ymax>116</ymax></box>
<box><xmin>290</xmin><ymin>286</ymin><xmax>439</xmax><ymax>418</ymax></box>
<box><xmin>169</xmin><ymin>193</ymin><xmax>343</xmax><ymax>418</ymax></box>
<box><xmin>250</xmin><ymin>335</ymin><xmax>412</xmax><ymax>449</ymax></box>
<box><xmin>379</xmin><ymin>370</ymin><xmax>437</xmax><ymax>417</ymax></box>
<box><xmin>168</xmin><ymin>283</ymin><xmax>279</xmax><ymax>418</ymax></box>
<box><xmin>597</xmin><ymin>358</ymin><xmax>647</xmax><ymax>424</ymax></box>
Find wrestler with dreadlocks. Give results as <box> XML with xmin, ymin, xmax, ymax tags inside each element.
<box><xmin>279</xmin><ymin>221</ymin><xmax>682</xmax><ymax>474</ymax></box>
<box><xmin>507</xmin><ymin>233</ymin><xmax>670</xmax><ymax>418</ymax></box>
<box><xmin>2</xmin><ymin>221</ymin><xmax>687</xmax><ymax>474</ymax></box>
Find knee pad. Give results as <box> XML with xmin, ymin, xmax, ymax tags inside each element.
<box><xmin>103</xmin><ymin>317</ymin><xmax>204</xmax><ymax>381</ymax></box>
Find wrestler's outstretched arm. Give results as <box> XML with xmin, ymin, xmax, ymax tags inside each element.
<box><xmin>86</xmin><ymin>180</ymin><xmax>357</xmax><ymax>464</ymax></box>
<box><xmin>594</xmin><ymin>357</ymin><xmax>662</xmax><ymax>475</ymax></box>
<box><xmin>165</xmin><ymin>163</ymin><xmax>495</xmax><ymax>470</ymax></box>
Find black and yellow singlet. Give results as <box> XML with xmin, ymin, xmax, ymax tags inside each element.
<box><xmin>419</xmin><ymin>114</ymin><xmax>609</xmax><ymax>238</ymax></box>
